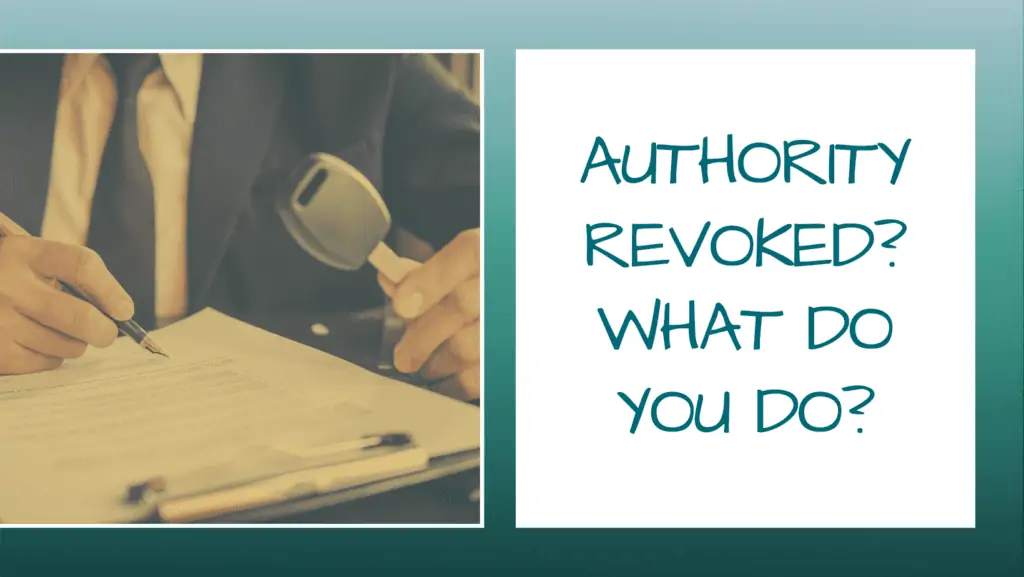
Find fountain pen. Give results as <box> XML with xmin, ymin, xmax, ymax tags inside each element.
<box><xmin>56</xmin><ymin>279</ymin><xmax>169</xmax><ymax>358</ymax></box>
<box><xmin>0</xmin><ymin>220</ymin><xmax>168</xmax><ymax>358</ymax></box>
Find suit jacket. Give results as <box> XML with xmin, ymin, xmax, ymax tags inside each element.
<box><xmin>0</xmin><ymin>54</ymin><xmax>481</xmax><ymax>317</ymax></box>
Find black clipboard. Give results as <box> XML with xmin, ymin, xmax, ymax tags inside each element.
<box><xmin>181</xmin><ymin>449</ymin><xmax>479</xmax><ymax>524</ymax></box>
<box><xmin>125</xmin><ymin>434</ymin><xmax>479</xmax><ymax>524</ymax></box>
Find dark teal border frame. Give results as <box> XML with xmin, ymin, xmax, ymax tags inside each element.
<box><xmin>0</xmin><ymin>0</ymin><xmax>1020</xmax><ymax>574</ymax></box>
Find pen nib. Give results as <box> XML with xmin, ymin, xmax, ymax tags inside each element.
<box><xmin>142</xmin><ymin>339</ymin><xmax>170</xmax><ymax>358</ymax></box>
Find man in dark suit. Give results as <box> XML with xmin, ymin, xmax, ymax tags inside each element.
<box><xmin>0</xmin><ymin>53</ymin><xmax>481</xmax><ymax>399</ymax></box>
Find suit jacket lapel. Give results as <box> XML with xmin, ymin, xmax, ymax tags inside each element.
<box><xmin>0</xmin><ymin>55</ymin><xmax>63</xmax><ymax>235</ymax></box>
<box><xmin>187</xmin><ymin>54</ymin><xmax>286</xmax><ymax>309</ymax></box>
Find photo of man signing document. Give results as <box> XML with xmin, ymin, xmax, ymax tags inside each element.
<box><xmin>0</xmin><ymin>52</ymin><xmax>482</xmax><ymax>525</ymax></box>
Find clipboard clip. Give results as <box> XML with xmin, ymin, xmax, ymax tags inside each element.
<box><xmin>123</xmin><ymin>432</ymin><xmax>425</xmax><ymax>523</ymax></box>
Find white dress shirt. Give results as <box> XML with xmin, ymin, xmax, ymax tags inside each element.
<box><xmin>40</xmin><ymin>53</ymin><xmax>203</xmax><ymax>325</ymax></box>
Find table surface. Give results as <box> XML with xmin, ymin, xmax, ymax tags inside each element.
<box><xmin>235</xmin><ymin>308</ymin><xmax>481</xmax><ymax>525</ymax></box>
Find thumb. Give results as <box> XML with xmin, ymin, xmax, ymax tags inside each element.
<box><xmin>378</xmin><ymin>258</ymin><xmax>421</xmax><ymax>298</ymax></box>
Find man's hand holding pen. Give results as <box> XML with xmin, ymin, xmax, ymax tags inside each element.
<box><xmin>379</xmin><ymin>228</ymin><xmax>481</xmax><ymax>401</ymax></box>
<box><xmin>0</xmin><ymin>212</ymin><xmax>134</xmax><ymax>375</ymax></box>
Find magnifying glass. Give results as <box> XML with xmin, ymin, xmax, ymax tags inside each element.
<box><xmin>275</xmin><ymin>153</ymin><xmax>418</xmax><ymax>371</ymax></box>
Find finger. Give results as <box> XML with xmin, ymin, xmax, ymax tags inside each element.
<box><xmin>433</xmin><ymin>366</ymin><xmax>480</xmax><ymax>402</ymax></box>
<box><xmin>4</xmin><ymin>309</ymin><xmax>87</xmax><ymax>359</ymax></box>
<box><xmin>0</xmin><ymin>212</ymin><xmax>30</xmax><ymax>236</ymax></box>
<box><xmin>393</xmin><ymin>284</ymin><xmax>479</xmax><ymax>373</ymax></box>
<box><xmin>0</xmin><ymin>342</ymin><xmax>63</xmax><ymax>375</ymax></box>
<box><xmin>393</xmin><ymin>229</ymin><xmax>479</xmax><ymax>319</ymax></box>
<box><xmin>379</xmin><ymin>273</ymin><xmax>397</xmax><ymax>298</ymax></box>
<box><xmin>24</xmin><ymin>240</ymin><xmax>134</xmax><ymax>320</ymax></box>
<box><xmin>394</xmin><ymin>306</ymin><xmax>463</xmax><ymax>373</ymax></box>
<box><xmin>421</xmin><ymin>321</ymin><xmax>480</xmax><ymax>380</ymax></box>
<box><xmin>379</xmin><ymin>257</ymin><xmax>420</xmax><ymax>298</ymax></box>
<box><xmin>451</xmin><ymin>276</ymin><xmax>480</xmax><ymax>320</ymax></box>
<box><xmin>14</xmin><ymin>278</ymin><xmax>119</xmax><ymax>347</ymax></box>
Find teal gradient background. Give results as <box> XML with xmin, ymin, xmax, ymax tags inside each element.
<box><xmin>1</xmin><ymin>0</ymin><xmax>1021</xmax><ymax>575</ymax></box>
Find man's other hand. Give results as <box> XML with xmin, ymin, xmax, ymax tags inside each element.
<box><xmin>379</xmin><ymin>228</ymin><xmax>480</xmax><ymax>401</ymax></box>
